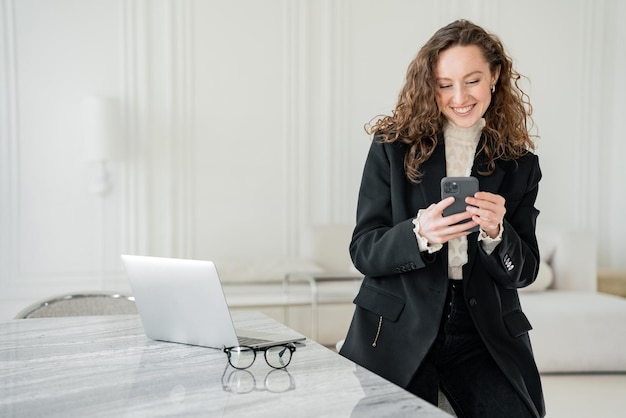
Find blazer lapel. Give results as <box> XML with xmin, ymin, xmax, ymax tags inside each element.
<box><xmin>471</xmin><ymin>138</ymin><xmax>506</xmax><ymax>192</ymax></box>
<box><xmin>415</xmin><ymin>139</ymin><xmax>448</xmax><ymax>273</ymax></box>
<box><xmin>465</xmin><ymin>145</ymin><xmax>506</xmax><ymax>278</ymax></box>
<box><xmin>418</xmin><ymin>139</ymin><xmax>446</xmax><ymax>207</ymax></box>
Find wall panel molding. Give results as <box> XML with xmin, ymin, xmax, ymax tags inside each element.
<box><xmin>576</xmin><ymin>0</ymin><xmax>604</xmax><ymax>233</ymax></box>
<box><xmin>282</xmin><ymin>0</ymin><xmax>309</xmax><ymax>257</ymax></box>
<box><xmin>0</xmin><ymin>0</ymin><xmax>19</xmax><ymax>288</ymax></box>
<box><xmin>121</xmin><ymin>0</ymin><xmax>150</xmax><ymax>257</ymax></box>
<box><xmin>328</xmin><ymin>0</ymin><xmax>352</xmax><ymax>223</ymax></box>
<box><xmin>120</xmin><ymin>0</ymin><xmax>194</xmax><ymax>259</ymax></box>
<box><xmin>585</xmin><ymin>0</ymin><xmax>622</xmax><ymax>268</ymax></box>
<box><xmin>166</xmin><ymin>0</ymin><xmax>194</xmax><ymax>258</ymax></box>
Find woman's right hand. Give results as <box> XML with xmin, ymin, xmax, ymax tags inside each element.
<box><xmin>417</xmin><ymin>197</ymin><xmax>478</xmax><ymax>245</ymax></box>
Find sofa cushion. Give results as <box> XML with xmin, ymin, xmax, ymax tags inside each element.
<box><xmin>217</xmin><ymin>257</ymin><xmax>324</xmax><ymax>283</ymax></box>
<box><xmin>536</xmin><ymin>228</ymin><xmax>597</xmax><ymax>292</ymax></box>
<box><xmin>537</xmin><ymin>235</ymin><xmax>556</xmax><ymax>262</ymax></box>
<box><xmin>520</xmin><ymin>290</ymin><xmax>626</xmax><ymax>372</ymax></box>
<box><xmin>519</xmin><ymin>260</ymin><xmax>554</xmax><ymax>292</ymax></box>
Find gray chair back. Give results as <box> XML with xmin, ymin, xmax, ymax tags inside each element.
<box><xmin>15</xmin><ymin>291</ymin><xmax>137</xmax><ymax>319</ymax></box>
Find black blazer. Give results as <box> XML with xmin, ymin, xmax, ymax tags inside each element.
<box><xmin>339</xmin><ymin>136</ymin><xmax>545</xmax><ymax>417</ymax></box>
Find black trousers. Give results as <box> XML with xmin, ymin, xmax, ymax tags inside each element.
<box><xmin>407</xmin><ymin>280</ymin><xmax>534</xmax><ymax>418</ymax></box>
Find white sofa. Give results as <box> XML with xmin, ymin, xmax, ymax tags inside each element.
<box><xmin>521</xmin><ymin>228</ymin><xmax>626</xmax><ymax>373</ymax></box>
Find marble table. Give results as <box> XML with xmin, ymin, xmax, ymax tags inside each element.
<box><xmin>0</xmin><ymin>311</ymin><xmax>450</xmax><ymax>417</ymax></box>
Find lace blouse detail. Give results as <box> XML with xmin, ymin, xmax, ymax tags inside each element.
<box><xmin>444</xmin><ymin>119</ymin><xmax>484</xmax><ymax>279</ymax></box>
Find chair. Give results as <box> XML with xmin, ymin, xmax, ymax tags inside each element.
<box><xmin>15</xmin><ymin>291</ymin><xmax>137</xmax><ymax>319</ymax></box>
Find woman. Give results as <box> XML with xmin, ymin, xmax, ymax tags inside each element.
<box><xmin>339</xmin><ymin>20</ymin><xmax>545</xmax><ymax>418</ymax></box>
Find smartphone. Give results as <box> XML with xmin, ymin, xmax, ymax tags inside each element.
<box><xmin>440</xmin><ymin>176</ymin><xmax>479</xmax><ymax>233</ymax></box>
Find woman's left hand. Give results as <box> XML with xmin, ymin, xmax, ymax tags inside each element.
<box><xmin>465</xmin><ymin>192</ymin><xmax>506</xmax><ymax>239</ymax></box>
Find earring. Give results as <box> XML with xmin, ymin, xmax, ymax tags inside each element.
<box><xmin>491</xmin><ymin>85</ymin><xmax>496</xmax><ymax>93</ymax></box>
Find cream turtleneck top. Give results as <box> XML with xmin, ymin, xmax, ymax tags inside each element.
<box><xmin>412</xmin><ymin>118</ymin><xmax>502</xmax><ymax>279</ymax></box>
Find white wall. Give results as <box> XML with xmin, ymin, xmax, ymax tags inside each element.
<box><xmin>1</xmin><ymin>0</ymin><xmax>625</xmax><ymax>320</ymax></box>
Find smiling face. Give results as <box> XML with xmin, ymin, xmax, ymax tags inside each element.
<box><xmin>435</xmin><ymin>45</ymin><xmax>500</xmax><ymax>128</ymax></box>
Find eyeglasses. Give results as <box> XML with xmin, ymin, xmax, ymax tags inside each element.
<box><xmin>223</xmin><ymin>344</ymin><xmax>296</xmax><ymax>369</ymax></box>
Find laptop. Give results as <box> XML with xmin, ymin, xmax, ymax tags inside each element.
<box><xmin>121</xmin><ymin>254</ymin><xmax>306</xmax><ymax>349</ymax></box>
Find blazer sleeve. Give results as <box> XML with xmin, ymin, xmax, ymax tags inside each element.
<box><xmin>349</xmin><ymin>140</ymin><xmax>428</xmax><ymax>278</ymax></box>
<box><xmin>478</xmin><ymin>154</ymin><xmax>542</xmax><ymax>289</ymax></box>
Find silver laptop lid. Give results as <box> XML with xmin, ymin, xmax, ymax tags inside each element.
<box><xmin>122</xmin><ymin>255</ymin><xmax>240</xmax><ymax>349</ymax></box>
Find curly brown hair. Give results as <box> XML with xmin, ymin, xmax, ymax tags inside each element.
<box><xmin>366</xmin><ymin>20</ymin><xmax>536</xmax><ymax>183</ymax></box>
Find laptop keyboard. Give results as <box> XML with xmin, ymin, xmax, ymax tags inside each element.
<box><xmin>237</xmin><ymin>336</ymin><xmax>271</xmax><ymax>346</ymax></box>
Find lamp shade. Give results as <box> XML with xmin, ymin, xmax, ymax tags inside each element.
<box><xmin>82</xmin><ymin>96</ymin><xmax>124</xmax><ymax>161</ymax></box>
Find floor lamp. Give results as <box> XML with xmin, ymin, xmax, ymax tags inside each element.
<box><xmin>82</xmin><ymin>96</ymin><xmax>124</xmax><ymax>288</ymax></box>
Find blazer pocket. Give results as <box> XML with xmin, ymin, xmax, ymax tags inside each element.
<box><xmin>503</xmin><ymin>310</ymin><xmax>533</xmax><ymax>338</ymax></box>
<box><xmin>353</xmin><ymin>284</ymin><xmax>405</xmax><ymax>321</ymax></box>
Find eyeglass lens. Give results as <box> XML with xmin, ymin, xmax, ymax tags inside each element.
<box><xmin>264</xmin><ymin>345</ymin><xmax>293</xmax><ymax>369</ymax></box>
<box><xmin>228</xmin><ymin>346</ymin><xmax>256</xmax><ymax>369</ymax></box>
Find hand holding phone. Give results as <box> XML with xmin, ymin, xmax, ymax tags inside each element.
<box><xmin>440</xmin><ymin>176</ymin><xmax>479</xmax><ymax>233</ymax></box>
